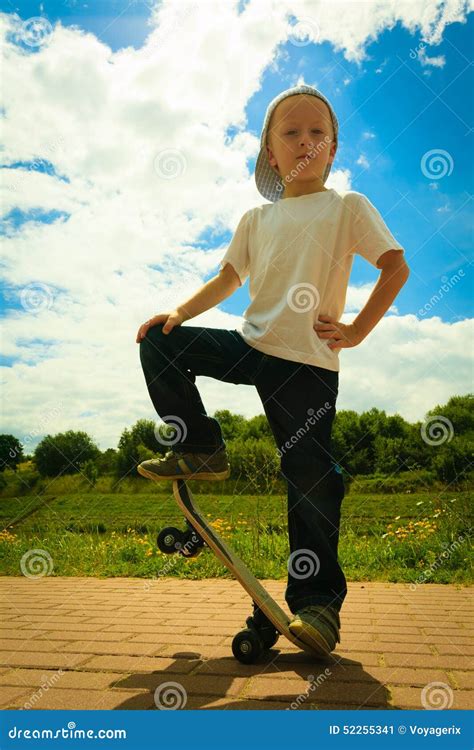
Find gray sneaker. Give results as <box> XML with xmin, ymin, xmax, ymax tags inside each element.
<box><xmin>137</xmin><ymin>447</ymin><xmax>230</xmax><ymax>481</ymax></box>
<box><xmin>288</xmin><ymin>604</ymin><xmax>341</xmax><ymax>657</ymax></box>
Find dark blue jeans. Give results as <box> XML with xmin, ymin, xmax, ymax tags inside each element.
<box><xmin>139</xmin><ymin>322</ymin><xmax>347</xmax><ymax>614</ymax></box>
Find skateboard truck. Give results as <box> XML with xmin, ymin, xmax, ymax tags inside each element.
<box><xmin>157</xmin><ymin>519</ymin><xmax>206</xmax><ymax>558</ymax></box>
<box><xmin>232</xmin><ymin>601</ymin><xmax>280</xmax><ymax>664</ymax></box>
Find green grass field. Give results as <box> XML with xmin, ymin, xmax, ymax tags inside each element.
<box><xmin>1</xmin><ymin>487</ymin><xmax>471</xmax><ymax>585</ymax></box>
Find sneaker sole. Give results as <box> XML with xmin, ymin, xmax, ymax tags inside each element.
<box><xmin>288</xmin><ymin>620</ymin><xmax>335</xmax><ymax>658</ymax></box>
<box><xmin>137</xmin><ymin>464</ymin><xmax>231</xmax><ymax>482</ymax></box>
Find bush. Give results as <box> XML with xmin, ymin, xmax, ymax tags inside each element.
<box><xmin>35</xmin><ymin>431</ymin><xmax>100</xmax><ymax>477</ymax></box>
<box><xmin>351</xmin><ymin>469</ymin><xmax>438</xmax><ymax>494</ymax></box>
<box><xmin>227</xmin><ymin>438</ymin><xmax>280</xmax><ymax>493</ymax></box>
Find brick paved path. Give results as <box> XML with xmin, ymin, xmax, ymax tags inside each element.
<box><xmin>0</xmin><ymin>578</ymin><xmax>472</xmax><ymax>710</ymax></box>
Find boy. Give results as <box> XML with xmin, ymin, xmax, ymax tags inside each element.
<box><xmin>136</xmin><ymin>84</ymin><xmax>409</xmax><ymax>656</ymax></box>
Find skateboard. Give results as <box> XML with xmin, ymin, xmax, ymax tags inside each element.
<box><xmin>155</xmin><ymin>478</ymin><xmax>324</xmax><ymax>664</ymax></box>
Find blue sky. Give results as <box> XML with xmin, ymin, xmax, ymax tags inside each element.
<box><xmin>1</xmin><ymin>1</ymin><xmax>472</xmax><ymax>449</ymax></box>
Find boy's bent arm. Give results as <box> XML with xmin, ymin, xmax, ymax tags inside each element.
<box><xmin>352</xmin><ymin>250</ymin><xmax>410</xmax><ymax>340</ymax></box>
<box><xmin>177</xmin><ymin>263</ymin><xmax>241</xmax><ymax>322</ymax></box>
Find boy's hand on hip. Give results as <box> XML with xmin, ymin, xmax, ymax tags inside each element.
<box><xmin>314</xmin><ymin>315</ymin><xmax>364</xmax><ymax>352</ymax></box>
<box><xmin>136</xmin><ymin>309</ymin><xmax>185</xmax><ymax>343</ymax></box>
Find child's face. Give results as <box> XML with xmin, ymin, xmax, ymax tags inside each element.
<box><xmin>266</xmin><ymin>94</ymin><xmax>336</xmax><ymax>188</ymax></box>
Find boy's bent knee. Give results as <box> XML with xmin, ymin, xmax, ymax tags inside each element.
<box><xmin>140</xmin><ymin>322</ymin><xmax>166</xmax><ymax>346</ymax></box>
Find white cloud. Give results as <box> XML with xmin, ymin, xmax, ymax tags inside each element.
<box><xmin>418</xmin><ymin>45</ymin><xmax>446</xmax><ymax>68</ymax></box>
<box><xmin>337</xmin><ymin>316</ymin><xmax>473</xmax><ymax>422</ymax></box>
<box><xmin>356</xmin><ymin>153</ymin><xmax>370</xmax><ymax>169</ymax></box>
<box><xmin>0</xmin><ymin>1</ymin><xmax>471</xmax><ymax>450</ymax></box>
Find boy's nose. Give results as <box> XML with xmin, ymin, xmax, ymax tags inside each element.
<box><xmin>297</xmin><ymin>141</ymin><xmax>315</xmax><ymax>154</ymax></box>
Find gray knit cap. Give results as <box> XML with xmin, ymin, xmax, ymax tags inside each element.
<box><xmin>255</xmin><ymin>84</ymin><xmax>339</xmax><ymax>203</ymax></box>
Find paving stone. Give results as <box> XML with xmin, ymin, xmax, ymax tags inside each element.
<box><xmin>0</xmin><ymin>668</ymin><xmax>125</xmax><ymax>690</ymax></box>
<box><xmin>7</xmin><ymin>687</ymin><xmax>156</xmax><ymax>710</ymax></box>
<box><xmin>0</xmin><ymin>577</ymin><xmax>471</xmax><ymax>711</ymax></box>
<box><xmin>0</xmin><ymin>686</ymin><xmax>33</xmax><ymax>708</ymax></box>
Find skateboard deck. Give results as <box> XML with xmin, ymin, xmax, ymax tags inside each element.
<box><xmin>171</xmin><ymin>478</ymin><xmax>322</xmax><ymax>661</ymax></box>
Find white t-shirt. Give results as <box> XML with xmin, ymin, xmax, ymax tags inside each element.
<box><xmin>219</xmin><ymin>188</ymin><xmax>405</xmax><ymax>372</ymax></box>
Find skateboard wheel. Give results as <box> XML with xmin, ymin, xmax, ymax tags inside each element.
<box><xmin>157</xmin><ymin>527</ymin><xmax>184</xmax><ymax>554</ymax></box>
<box><xmin>179</xmin><ymin>529</ymin><xmax>204</xmax><ymax>558</ymax></box>
<box><xmin>232</xmin><ymin>628</ymin><xmax>264</xmax><ymax>664</ymax></box>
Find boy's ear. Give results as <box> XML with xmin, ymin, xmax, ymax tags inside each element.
<box><xmin>266</xmin><ymin>144</ymin><xmax>279</xmax><ymax>174</ymax></box>
<box><xmin>327</xmin><ymin>141</ymin><xmax>337</xmax><ymax>167</ymax></box>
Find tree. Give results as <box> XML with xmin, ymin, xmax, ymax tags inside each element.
<box><xmin>332</xmin><ymin>410</ymin><xmax>370</xmax><ymax>475</ymax></box>
<box><xmin>425</xmin><ymin>394</ymin><xmax>474</xmax><ymax>437</ymax></box>
<box><xmin>82</xmin><ymin>459</ymin><xmax>99</xmax><ymax>487</ymax></box>
<box><xmin>95</xmin><ymin>448</ymin><xmax>118</xmax><ymax>475</ymax></box>
<box><xmin>213</xmin><ymin>410</ymin><xmax>247</xmax><ymax>440</ymax></box>
<box><xmin>116</xmin><ymin>419</ymin><xmax>161</xmax><ymax>477</ymax></box>
<box><xmin>0</xmin><ymin>435</ymin><xmax>24</xmax><ymax>472</ymax></box>
<box><xmin>431</xmin><ymin>437</ymin><xmax>473</xmax><ymax>485</ymax></box>
<box><xmin>34</xmin><ymin>431</ymin><xmax>100</xmax><ymax>478</ymax></box>
<box><xmin>242</xmin><ymin>414</ymin><xmax>273</xmax><ymax>440</ymax></box>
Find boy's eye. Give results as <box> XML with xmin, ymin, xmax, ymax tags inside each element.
<box><xmin>285</xmin><ymin>129</ymin><xmax>322</xmax><ymax>135</ymax></box>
